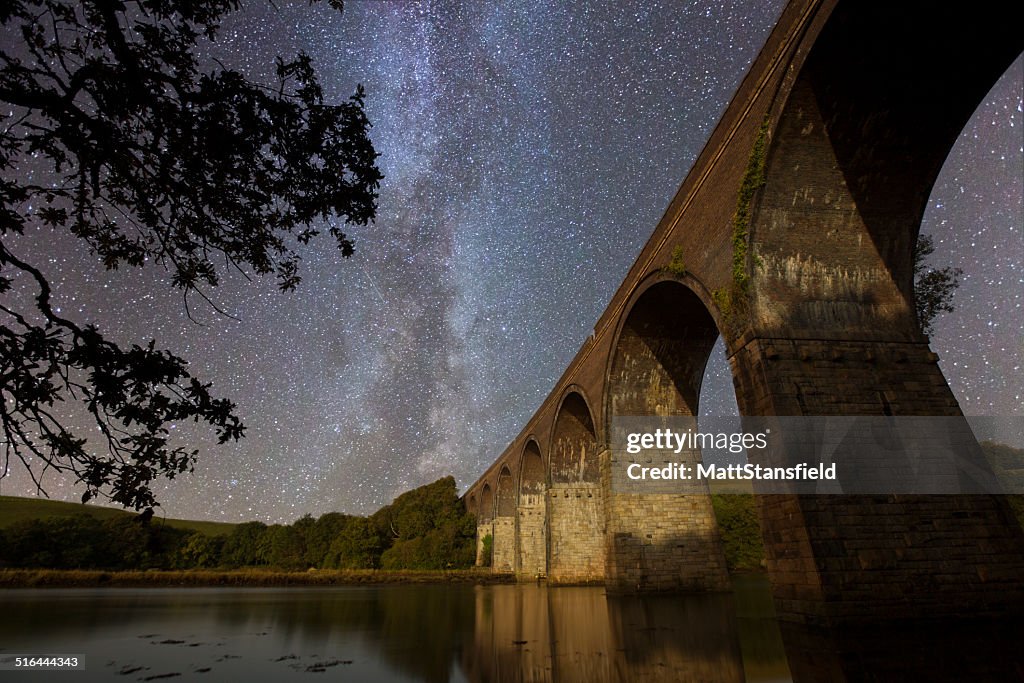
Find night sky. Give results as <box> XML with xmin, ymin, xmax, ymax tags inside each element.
<box><xmin>4</xmin><ymin>1</ymin><xmax>1022</xmax><ymax>523</ymax></box>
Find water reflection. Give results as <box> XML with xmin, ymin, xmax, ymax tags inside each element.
<box><xmin>0</xmin><ymin>579</ymin><xmax>790</xmax><ymax>682</ymax></box>
<box><xmin>464</xmin><ymin>585</ymin><xmax>762</xmax><ymax>682</ymax></box>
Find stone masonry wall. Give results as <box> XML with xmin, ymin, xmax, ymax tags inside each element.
<box><xmin>492</xmin><ymin>517</ymin><xmax>515</xmax><ymax>572</ymax></box>
<box><xmin>517</xmin><ymin>493</ymin><xmax>546</xmax><ymax>577</ymax></box>
<box><xmin>605</xmin><ymin>491</ymin><xmax>730</xmax><ymax>593</ymax></box>
<box><xmin>548</xmin><ymin>483</ymin><xmax>605</xmax><ymax>583</ymax></box>
<box><xmin>731</xmin><ymin>337</ymin><xmax>1024</xmax><ymax>622</ymax></box>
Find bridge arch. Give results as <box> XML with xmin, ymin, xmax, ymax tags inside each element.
<box><xmin>475</xmin><ymin>482</ymin><xmax>494</xmax><ymax>567</ymax></box>
<box><xmin>604</xmin><ymin>274</ymin><xmax>725</xmax><ymax>432</ymax></box>
<box><xmin>479</xmin><ymin>483</ymin><xmax>494</xmax><ymax>521</ymax></box>
<box><xmin>750</xmin><ymin>2</ymin><xmax>1024</xmax><ymax>346</ymax></box>
<box><xmin>547</xmin><ymin>389</ymin><xmax>604</xmax><ymax>583</ymax></box>
<box><xmin>516</xmin><ymin>438</ymin><xmax>547</xmax><ymax>577</ymax></box>
<box><xmin>548</xmin><ymin>388</ymin><xmax>599</xmax><ymax>483</ymax></box>
<box><xmin>602</xmin><ymin>274</ymin><xmax>731</xmax><ymax>591</ymax></box>
<box><xmin>492</xmin><ymin>465</ymin><xmax>516</xmax><ymax>571</ymax></box>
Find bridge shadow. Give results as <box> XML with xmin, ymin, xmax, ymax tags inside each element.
<box><xmin>778</xmin><ymin>615</ymin><xmax>1024</xmax><ymax>682</ymax></box>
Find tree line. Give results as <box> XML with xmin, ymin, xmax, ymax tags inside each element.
<box><xmin>0</xmin><ymin>477</ymin><xmax>476</xmax><ymax>572</ymax></box>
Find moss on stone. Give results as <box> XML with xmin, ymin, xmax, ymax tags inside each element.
<box><xmin>662</xmin><ymin>245</ymin><xmax>688</xmax><ymax>278</ymax></box>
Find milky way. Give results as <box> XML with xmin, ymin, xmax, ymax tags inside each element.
<box><xmin>3</xmin><ymin>1</ymin><xmax>1021</xmax><ymax>522</ymax></box>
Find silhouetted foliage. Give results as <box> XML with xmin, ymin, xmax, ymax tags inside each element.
<box><xmin>0</xmin><ymin>0</ymin><xmax>381</xmax><ymax>513</ymax></box>
<box><xmin>913</xmin><ymin>234</ymin><xmax>962</xmax><ymax>337</ymax></box>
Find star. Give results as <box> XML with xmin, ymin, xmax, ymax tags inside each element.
<box><xmin>5</xmin><ymin>1</ymin><xmax>1021</xmax><ymax>523</ymax></box>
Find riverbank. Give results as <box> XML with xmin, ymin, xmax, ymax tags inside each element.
<box><xmin>0</xmin><ymin>568</ymin><xmax>517</xmax><ymax>588</ymax></box>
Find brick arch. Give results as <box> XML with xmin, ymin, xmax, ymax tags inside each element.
<box><xmin>491</xmin><ymin>466</ymin><xmax>516</xmax><ymax>571</ymax></box>
<box><xmin>474</xmin><ymin>482</ymin><xmax>495</xmax><ymax>567</ymax></box>
<box><xmin>602</xmin><ymin>274</ymin><xmax>730</xmax><ymax>591</ymax></box>
<box><xmin>495</xmin><ymin>465</ymin><xmax>515</xmax><ymax>517</ymax></box>
<box><xmin>516</xmin><ymin>439</ymin><xmax>547</xmax><ymax>577</ymax></box>
<box><xmin>547</xmin><ymin>389</ymin><xmax>603</xmax><ymax>582</ymax></box>
<box><xmin>519</xmin><ymin>439</ymin><xmax>545</xmax><ymax>495</ymax></box>
<box><xmin>479</xmin><ymin>483</ymin><xmax>493</xmax><ymax>523</ymax></box>
<box><xmin>750</xmin><ymin>3</ymin><xmax>1024</xmax><ymax>346</ymax></box>
<box><xmin>548</xmin><ymin>389</ymin><xmax>599</xmax><ymax>485</ymax></box>
<box><xmin>604</xmin><ymin>274</ymin><xmax>723</xmax><ymax>429</ymax></box>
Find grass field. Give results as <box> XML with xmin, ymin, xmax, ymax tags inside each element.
<box><xmin>0</xmin><ymin>495</ymin><xmax>236</xmax><ymax>537</ymax></box>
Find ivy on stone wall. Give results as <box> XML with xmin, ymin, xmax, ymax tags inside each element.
<box><xmin>714</xmin><ymin>116</ymin><xmax>770</xmax><ymax>329</ymax></box>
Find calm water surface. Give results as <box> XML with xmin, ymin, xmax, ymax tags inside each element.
<box><xmin>0</xmin><ymin>577</ymin><xmax>790</xmax><ymax>682</ymax></box>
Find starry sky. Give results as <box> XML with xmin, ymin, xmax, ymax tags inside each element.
<box><xmin>3</xmin><ymin>1</ymin><xmax>1022</xmax><ymax>523</ymax></box>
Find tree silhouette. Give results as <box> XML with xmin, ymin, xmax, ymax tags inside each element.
<box><xmin>0</xmin><ymin>0</ymin><xmax>381</xmax><ymax>512</ymax></box>
<box><xmin>913</xmin><ymin>233</ymin><xmax>963</xmax><ymax>337</ymax></box>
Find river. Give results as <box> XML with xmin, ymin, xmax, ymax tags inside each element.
<box><xmin>0</xmin><ymin>576</ymin><xmax>790</xmax><ymax>682</ymax></box>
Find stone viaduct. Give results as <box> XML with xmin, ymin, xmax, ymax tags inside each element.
<box><xmin>464</xmin><ymin>0</ymin><xmax>1024</xmax><ymax>629</ymax></box>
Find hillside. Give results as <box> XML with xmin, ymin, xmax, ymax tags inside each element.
<box><xmin>0</xmin><ymin>495</ymin><xmax>235</xmax><ymax>537</ymax></box>
<box><xmin>0</xmin><ymin>477</ymin><xmax>475</xmax><ymax>572</ymax></box>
